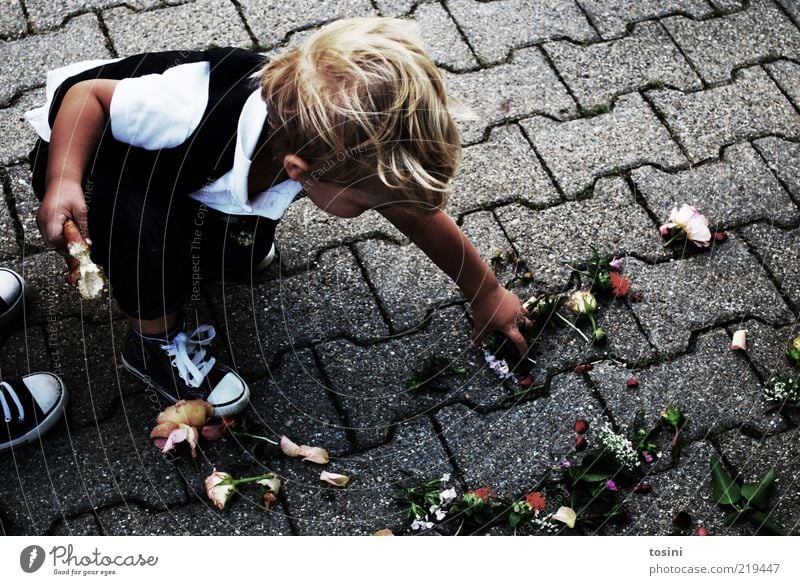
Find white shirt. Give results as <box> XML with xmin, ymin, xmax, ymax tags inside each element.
<box><xmin>24</xmin><ymin>59</ymin><xmax>302</xmax><ymax>220</ymax></box>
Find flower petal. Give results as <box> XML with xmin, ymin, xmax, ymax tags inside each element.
<box><xmin>256</xmin><ymin>474</ymin><xmax>282</xmax><ymax>494</ymax></box>
<box><xmin>280</xmin><ymin>435</ymin><xmax>302</xmax><ymax>457</ymax></box>
<box><xmin>299</xmin><ymin>445</ymin><xmax>330</xmax><ymax>464</ymax></box>
<box><xmin>161</xmin><ymin>426</ymin><xmax>189</xmax><ymax>454</ymax></box>
<box><xmin>150</xmin><ymin>421</ymin><xmax>178</xmax><ymax>439</ymax></box>
<box><xmin>320</xmin><ymin>471</ymin><xmax>350</xmax><ymax>487</ymax></box>
<box><xmin>731</xmin><ymin>329</ymin><xmax>747</xmax><ymax>351</ymax></box>
<box><xmin>552</xmin><ymin>506</ymin><xmax>577</xmax><ymax>528</ymax></box>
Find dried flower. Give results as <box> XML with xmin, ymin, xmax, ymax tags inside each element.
<box><xmin>201</xmin><ymin>417</ymin><xmax>236</xmax><ymax>441</ymax></box>
<box><xmin>575</xmin><ymin>435</ymin><xmax>588</xmax><ymax>451</ymax></box>
<box><xmin>610</xmin><ymin>272</ymin><xmax>630</xmax><ymax>298</ymax></box>
<box><xmin>204</xmin><ymin>470</ymin><xmax>236</xmax><ymax>510</ymax></box>
<box><xmin>320</xmin><ymin>471</ymin><xmax>350</xmax><ymax>487</ymax></box>
<box><xmin>626</xmin><ymin>377</ymin><xmax>639</xmax><ymax>388</ymax></box>
<box><xmin>731</xmin><ymin>329</ymin><xmax>747</xmax><ymax>351</ymax></box>
<box><xmin>552</xmin><ymin>506</ymin><xmax>577</xmax><ymax>529</ymax></box>
<box><xmin>156</xmin><ymin>400</ymin><xmax>214</xmax><ymax>428</ymax></box>
<box><xmin>659</xmin><ymin>204</ymin><xmax>711</xmax><ymax>247</ymax></box>
<box><xmin>574</xmin><ymin>363</ymin><xmax>593</xmax><ymax>374</ymax></box>
<box><xmin>524</xmin><ymin>491</ymin><xmax>547</xmax><ymax>512</ymax></box>
<box><xmin>633</xmin><ymin>482</ymin><xmax>652</xmax><ymax>494</ymax></box>
<box><xmin>262</xmin><ymin>492</ymin><xmax>278</xmax><ymax>510</ymax></box>
<box><xmin>466</xmin><ymin>487</ymin><xmax>493</xmax><ymax>502</ymax></box>
<box><xmin>574</xmin><ymin>419</ymin><xmax>589</xmax><ymax>435</ymax></box>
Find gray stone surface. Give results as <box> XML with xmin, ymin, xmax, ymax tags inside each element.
<box><xmin>450</xmin><ymin>125</ymin><xmax>561</xmax><ymax>213</ymax></box>
<box><xmin>709</xmin><ymin>0</ymin><xmax>747</xmax><ymax>11</ymax></box>
<box><xmin>729</xmin><ymin>319</ymin><xmax>800</xmax><ymax>381</ymax></box>
<box><xmin>623</xmin><ymin>236</ymin><xmax>793</xmax><ymax>355</ymax></box>
<box><xmin>741</xmin><ymin>223</ymin><xmax>800</xmax><ymax>308</ymax></box>
<box><xmin>0</xmin><ymin>0</ymin><xmax>26</xmax><ymax>38</ymax></box>
<box><xmin>445</xmin><ymin>47</ymin><xmax>578</xmax><ymax>145</ymax></box>
<box><xmin>495</xmin><ymin>177</ymin><xmax>670</xmax><ymax>290</ymax></box>
<box><xmin>104</xmin><ymin>0</ymin><xmax>251</xmax><ymax>55</ymax></box>
<box><xmin>663</xmin><ymin>0</ymin><xmax>800</xmax><ymax>85</ymax></box>
<box><xmin>374</xmin><ymin>0</ymin><xmax>430</xmax><ymax>17</ymax></box>
<box><xmin>523</xmin><ymin>94</ymin><xmax>686</xmax><ymax>197</ymax></box>
<box><xmin>545</xmin><ymin>21</ymin><xmax>701</xmax><ymax>111</ymax></box>
<box><xmin>316</xmin><ymin>305</ymin><xmax>512</xmax><ymax>449</ymax></box>
<box><xmin>0</xmin><ymin>198</ymin><xmax>19</xmax><ymax>260</ymax></box>
<box><xmin>0</xmin><ymin>326</ymin><xmax>52</xmax><ymax>378</ymax></box>
<box><xmin>576</xmin><ymin>0</ymin><xmax>713</xmax><ymax>39</ymax></box>
<box><xmin>436</xmin><ymin>372</ymin><xmax>609</xmax><ymax>496</ymax></box>
<box><xmin>459</xmin><ymin>211</ymin><xmax>516</xmax><ymax>280</ymax></box>
<box><xmin>276</xmin><ymin>417</ymin><xmax>452</xmax><ymax>535</ymax></box>
<box><xmin>0</xmin><ymin>14</ymin><xmax>110</xmax><ymax>107</ymax></box>
<box><xmin>446</xmin><ymin>0</ymin><xmax>597</xmax><ymax>64</ymax></box>
<box><xmin>588</xmin><ymin>330</ymin><xmax>786</xmax><ymax>444</ymax></box>
<box><xmin>0</xmin><ymin>89</ymin><xmax>42</xmax><ymax>166</ymax></box>
<box><xmin>239</xmin><ymin>0</ymin><xmax>374</xmax><ymax>49</ymax></box>
<box><xmin>753</xmin><ymin>136</ymin><xmax>800</xmax><ymax>201</ymax></box>
<box><xmin>631</xmin><ymin>142</ymin><xmax>800</xmax><ymax>230</ymax></box>
<box><xmin>50</xmin><ymin>513</ymin><xmax>101</xmax><ymax>536</ymax></box>
<box><xmin>648</xmin><ymin>66</ymin><xmax>800</xmax><ymax>163</ymax></box>
<box><xmin>413</xmin><ymin>2</ymin><xmax>477</xmax><ymax>71</ymax></box>
<box><xmin>620</xmin><ymin>441</ymin><xmax>749</xmax><ymax>535</ymax></box>
<box><xmin>777</xmin><ymin>0</ymin><xmax>800</xmax><ymax>23</ymax></box>
<box><xmin>207</xmin><ymin>247</ymin><xmax>388</xmax><ymax>378</ymax></box>
<box><xmin>354</xmin><ymin>238</ymin><xmax>461</xmax><ymax>332</ymax></box>
<box><xmin>24</xmin><ymin>0</ymin><xmax>160</xmax><ymax>32</ymax></box>
<box><xmin>765</xmin><ymin>59</ymin><xmax>800</xmax><ymax>110</ymax></box>
<box><xmin>6</xmin><ymin>165</ymin><xmax>46</xmax><ymax>252</ymax></box>
<box><xmin>719</xmin><ymin>429</ymin><xmax>800</xmax><ymax>535</ymax></box>
<box><xmin>276</xmin><ymin>198</ymin><xmax>402</xmax><ymax>272</ymax></box>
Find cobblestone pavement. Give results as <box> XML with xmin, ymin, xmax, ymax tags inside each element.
<box><xmin>1</xmin><ymin>0</ymin><xmax>799</xmax><ymax>536</ymax></box>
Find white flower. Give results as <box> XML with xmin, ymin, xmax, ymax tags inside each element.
<box><xmin>411</xmin><ymin>518</ymin><xmax>434</xmax><ymax>531</ymax></box>
<box><xmin>659</xmin><ymin>204</ymin><xmax>711</xmax><ymax>247</ymax></box>
<box><xmin>439</xmin><ymin>487</ymin><xmax>457</xmax><ymax>505</ymax></box>
<box><xmin>429</xmin><ymin>505</ymin><xmax>447</xmax><ymax>521</ymax></box>
<box><xmin>440</xmin><ymin>473</ymin><xmax>451</xmax><ymax>483</ymax></box>
<box><xmin>731</xmin><ymin>329</ymin><xmax>747</xmax><ymax>351</ymax></box>
<box><xmin>569</xmin><ymin>290</ymin><xmax>597</xmax><ymax>315</ymax></box>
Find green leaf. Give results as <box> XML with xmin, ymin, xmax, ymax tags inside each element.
<box><xmin>509</xmin><ymin>512</ymin><xmax>522</xmax><ymax>528</ymax></box>
<box><xmin>741</xmin><ymin>470</ymin><xmax>775</xmax><ymax>510</ymax></box>
<box><xmin>578</xmin><ymin>472</ymin><xmax>613</xmax><ymax>483</ymax></box>
<box><xmin>710</xmin><ymin>455</ymin><xmax>741</xmax><ymax>505</ymax></box>
<box><xmin>750</xmin><ymin>511</ymin><xmax>785</xmax><ymax>535</ymax></box>
<box><xmin>723</xmin><ymin>510</ymin><xmax>743</xmax><ymax>526</ymax></box>
<box><xmin>660</xmin><ymin>405</ymin><xmax>685</xmax><ymax>428</ymax></box>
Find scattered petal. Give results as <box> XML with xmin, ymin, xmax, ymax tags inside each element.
<box><xmin>552</xmin><ymin>506</ymin><xmax>577</xmax><ymax>529</ymax></box>
<box><xmin>631</xmin><ymin>291</ymin><xmax>643</xmax><ymax>303</ymax></box>
<box><xmin>320</xmin><ymin>471</ymin><xmax>350</xmax><ymax>487</ymax></box>
<box><xmin>626</xmin><ymin>377</ymin><xmax>640</xmax><ymax>388</ymax></box>
<box><xmin>695</xmin><ymin>525</ymin><xmax>709</xmax><ymax>536</ymax></box>
<box><xmin>262</xmin><ymin>492</ymin><xmax>278</xmax><ymax>511</ymax></box>
<box><xmin>519</xmin><ymin>374</ymin><xmax>535</xmax><ymax>389</ymax></box>
<box><xmin>559</xmin><ymin>459</ymin><xmax>571</xmax><ymax>470</ymax></box>
<box><xmin>643</xmin><ymin>451</ymin><xmax>654</xmax><ymax>463</ymax></box>
<box><xmin>299</xmin><ymin>445</ymin><xmax>330</xmax><ymax>464</ymax></box>
<box><xmin>575</xmin><ymin>435</ymin><xmax>587</xmax><ymax>451</ymax></box>
<box><xmin>161</xmin><ymin>423</ymin><xmax>200</xmax><ymax>458</ymax></box>
<box><xmin>440</xmin><ymin>473</ymin><xmax>451</xmax><ymax>483</ymax></box>
<box><xmin>574</xmin><ymin>363</ymin><xmax>593</xmax><ymax>374</ymax></box>
<box><xmin>411</xmin><ymin>518</ymin><xmax>434</xmax><ymax>531</ymax></box>
<box><xmin>574</xmin><ymin>419</ymin><xmax>589</xmax><ymax>435</ymax></box>
<box><xmin>633</xmin><ymin>482</ymin><xmax>652</xmax><ymax>494</ymax></box>
<box><xmin>713</xmin><ymin>231</ymin><xmax>727</xmax><ymax>242</ymax></box>
<box><xmin>201</xmin><ymin>417</ymin><xmax>236</xmax><ymax>441</ymax></box>
<box><xmin>280</xmin><ymin>435</ymin><xmax>302</xmax><ymax>457</ymax></box>
<box><xmin>731</xmin><ymin>329</ymin><xmax>747</xmax><ymax>351</ymax></box>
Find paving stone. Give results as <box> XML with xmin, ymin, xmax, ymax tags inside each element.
<box><xmin>588</xmin><ymin>330</ymin><xmax>786</xmax><ymax>446</ymax></box>
<box><xmin>316</xmin><ymin>305</ymin><xmax>513</xmax><ymax>449</ymax></box>
<box><xmin>24</xmin><ymin>0</ymin><xmax>161</xmax><ymax>32</ymax></box>
<box><xmin>0</xmin><ymin>325</ymin><xmax>52</xmax><ymax>378</ymax></box>
<box><xmin>276</xmin><ymin>417</ymin><xmax>452</xmax><ymax>535</ymax></box>
<box><xmin>412</xmin><ymin>2</ymin><xmax>477</xmax><ymax>71</ymax></box>
<box><xmin>354</xmin><ymin>239</ymin><xmax>461</xmax><ymax>332</ymax></box>
<box><xmin>0</xmin><ymin>14</ymin><xmax>110</xmax><ymax>107</ymax></box>
<box><xmin>753</xmin><ymin>136</ymin><xmax>800</xmax><ymax>202</ymax></box>
<box><xmin>6</xmin><ymin>165</ymin><xmax>46</xmax><ymax>252</ymax></box>
<box><xmin>0</xmin><ymin>0</ymin><xmax>26</xmax><ymax>39</ymax></box>
<box><xmin>447</xmin><ymin>0</ymin><xmax>596</xmax><ymax>64</ymax></box>
<box><xmin>619</xmin><ymin>441</ymin><xmax>749</xmax><ymax>535</ymax></box>
<box><xmin>374</xmin><ymin>0</ymin><xmax>432</xmax><ymax>17</ymax></box>
<box><xmin>105</xmin><ymin>0</ymin><xmax>251</xmax><ymax>55</ymax></box>
<box><xmin>495</xmin><ymin>177</ymin><xmax>670</xmax><ymax>291</ymax></box>
<box><xmin>0</xmin><ymin>89</ymin><xmax>42</xmax><ymax>166</ymax></box>
<box><xmin>9</xmin><ymin>251</ymin><xmax>118</xmax><ymax>325</ymax></box>
<box><xmin>576</xmin><ymin>0</ymin><xmax>713</xmax><ymax>39</ymax></box>
<box><xmin>207</xmin><ymin>247</ymin><xmax>388</xmax><ymax>378</ymax></box>
<box><xmin>765</xmin><ymin>60</ymin><xmax>800</xmax><ymax>110</ymax></box>
<box><xmin>50</xmin><ymin>513</ymin><xmax>101</xmax><ymax>535</ymax></box>
<box><xmin>0</xmin><ymin>198</ymin><xmax>18</xmax><ymax>261</ymax></box>
<box><xmin>459</xmin><ymin>211</ymin><xmax>517</xmax><ymax>284</ymax></box>
<box><xmin>709</xmin><ymin>0</ymin><xmax>747</xmax><ymax>11</ymax></box>
<box><xmin>719</xmin><ymin>429</ymin><xmax>800</xmax><ymax>535</ymax></box>
<box><xmin>435</xmin><ymin>372</ymin><xmax>609</xmax><ymax>496</ymax></box>
<box><xmin>276</xmin><ymin>197</ymin><xmax>402</xmax><ymax>273</ymax></box>
<box><xmin>623</xmin><ymin>235</ymin><xmax>792</xmax><ymax>355</ymax></box>
<box><xmin>648</xmin><ymin>66</ymin><xmax>800</xmax><ymax>164</ymax></box>
<box><xmin>450</xmin><ymin>125</ymin><xmax>560</xmax><ymax>214</ymax></box>
<box><xmin>248</xmin><ymin>349</ymin><xmax>350</xmax><ymax>455</ymax></box>
<box><xmin>729</xmin><ymin>319</ymin><xmax>800</xmax><ymax>381</ymax></box>
<box><xmin>0</xmin><ymin>396</ymin><xmax>186</xmax><ymax>535</ymax></box>
<box><xmin>240</xmin><ymin>0</ymin><xmax>374</xmax><ymax>49</ymax></box>
<box><xmin>663</xmin><ymin>0</ymin><xmax>800</xmax><ymax>85</ymax></box>
<box><xmin>776</xmin><ymin>0</ymin><xmax>800</xmax><ymax>23</ymax></box>
<box><xmin>741</xmin><ymin>223</ymin><xmax>800</xmax><ymax>308</ymax></box>
<box><xmin>95</xmin><ymin>499</ymin><xmax>293</xmax><ymax>535</ymax></box>
<box><xmin>523</xmin><ymin>93</ymin><xmax>686</xmax><ymax>197</ymax></box>
<box><xmin>444</xmin><ymin>47</ymin><xmax>578</xmax><ymax>145</ymax></box>
<box><xmin>544</xmin><ymin>21</ymin><xmax>701</xmax><ymax>112</ymax></box>
<box><xmin>631</xmin><ymin>142</ymin><xmax>800</xmax><ymax>230</ymax></box>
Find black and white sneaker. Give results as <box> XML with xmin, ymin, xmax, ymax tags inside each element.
<box><xmin>1</xmin><ymin>373</ymin><xmax>67</xmax><ymax>452</ymax></box>
<box><xmin>121</xmin><ymin>324</ymin><xmax>250</xmax><ymax>417</ymax></box>
<box><xmin>0</xmin><ymin>268</ymin><xmax>25</xmax><ymax>331</ymax></box>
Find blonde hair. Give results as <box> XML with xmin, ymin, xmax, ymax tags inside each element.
<box><xmin>259</xmin><ymin>17</ymin><xmax>462</xmax><ymax>214</ymax></box>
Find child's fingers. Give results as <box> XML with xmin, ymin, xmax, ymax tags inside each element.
<box><xmin>505</xmin><ymin>327</ymin><xmax>529</xmax><ymax>357</ymax></box>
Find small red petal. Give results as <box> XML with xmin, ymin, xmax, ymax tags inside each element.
<box><xmin>610</xmin><ymin>272</ymin><xmax>630</xmax><ymax>298</ymax></box>
<box><xmin>575</xmin><ymin>435</ymin><xmax>587</xmax><ymax>451</ymax></box>
<box><xmin>574</xmin><ymin>363</ymin><xmax>593</xmax><ymax>374</ymax></box>
<box><xmin>519</xmin><ymin>374</ymin><xmax>535</xmax><ymax>389</ymax></box>
<box><xmin>633</xmin><ymin>482</ymin><xmax>652</xmax><ymax>494</ymax></box>
<box><xmin>626</xmin><ymin>377</ymin><xmax>639</xmax><ymax>388</ymax></box>
<box><xmin>574</xmin><ymin>419</ymin><xmax>589</xmax><ymax>434</ymax></box>
<box><xmin>695</xmin><ymin>526</ymin><xmax>709</xmax><ymax>536</ymax></box>
<box><xmin>713</xmin><ymin>231</ymin><xmax>727</xmax><ymax>242</ymax></box>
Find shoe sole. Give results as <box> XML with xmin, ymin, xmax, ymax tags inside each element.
<box><xmin>0</xmin><ymin>271</ymin><xmax>25</xmax><ymax>331</ymax></box>
<box><xmin>0</xmin><ymin>372</ymin><xmax>67</xmax><ymax>453</ymax></box>
<box><xmin>121</xmin><ymin>355</ymin><xmax>250</xmax><ymax>418</ymax></box>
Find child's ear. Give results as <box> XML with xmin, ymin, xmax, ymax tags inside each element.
<box><xmin>283</xmin><ymin>154</ymin><xmax>310</xmax><ymax>181</ymax></box>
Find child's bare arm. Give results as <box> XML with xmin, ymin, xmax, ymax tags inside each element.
<box><xmin>379</xmin><ymin>208</ymin><xmax>531</xmax><ymax>355</ymax></box>
<box><xmin>36</xmin><ymin>79</ymin><xmax>118</xmax><ymax>249</ymax></box>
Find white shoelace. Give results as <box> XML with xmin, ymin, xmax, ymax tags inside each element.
<box><xmin>160</xmin><ymin>325</ymin><xmax>217</xmax><ymax>389</ymax></box>
<box><xmin>0</xmin><ymin>380</ymin><xmax>25</xmax><ymax>422</ymax></box>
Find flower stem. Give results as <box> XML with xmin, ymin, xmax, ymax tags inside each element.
<box><xmin>662</xmin><ymin>231</ymin><xmax>684</xmax><ymax>248</ymax></box>
<box><xmin>233</xmin><ymin>473</ymin><xmax>275</xmax><ymax>486</ymax></box>
<box><xmin>555</xmin><ymin>313</ymin><xmax>591</xmax><ymax>343</ymax></box>
<box><xmin>232</xmin><ymin>431</ymin><xmax>278</xmax><ymax>445</ymax></box>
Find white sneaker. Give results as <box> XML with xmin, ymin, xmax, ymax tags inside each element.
<box><xmin>0</xmin><ymin>268</ymin><xmax>24</xmax><ymax>331</ymax></box>
<box><xmin>1</xmin><ymin>373</ymin><xmax>68</xmax><ymax>452</ymax></box>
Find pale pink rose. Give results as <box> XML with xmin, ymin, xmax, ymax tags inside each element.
<box><xmin>320</xmin><ymin>471</ymin><xmax>350</xmax><ymax>487</ymax></box>
<box><xmin>160</xmin><ymin>423</ymin><xmax>200</xmax><ymax>458</ymax></box>
<box><xmin>156</xmin><ymin>399</ymin><xmax>214</xmax><ymax>427</ymax></box>
<box><xmin>569</xmin><ymin>290</ymin><xmax>597</xmax><ymax>315</ymax></box>
<box><xmin>204</xmin><ymin>470</ymin><xmax>235</xmax><ymax>510</ymax></box>
<box><xmin>731</xmin><ymin>329</ymin><xmax>747</xmax><ymax>351</ymax></box>
<box><xmin>552</xmin><ymin>506</ymin><xmax>577</xmax><ymax>528</ymax></box>
<box><xmin>659</xmin><ymin>204</ymin><xmax>711</xmax><ymax>247</ymax></box>
<box><xmin>280</xmin><ymin>435</ymin><xmax>302</xmax><ymax>457</ymax></box>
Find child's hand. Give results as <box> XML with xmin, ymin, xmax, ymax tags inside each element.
<box><xmin>469</xmin><ymin>285</ymin><xmax>533</xmax><ymax>356</ymax></box>
<box><xmin>36</xmin><ymin>180</ymin><xmax>91</xmax><ymax>250</ymax></box>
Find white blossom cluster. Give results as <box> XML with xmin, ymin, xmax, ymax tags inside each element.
<box><xmin>531</xmin><ymin>512</ymin><xmax>559</xmax><ymax>533</ymax></box>
<box><xmin>597</xmin><ymin>423</ymin><xmax>639</xmax><ymax>470</ymax></box>
<box><xmin>763</xmin><ymin>375</ymin><xmax>800</xmax><ymax>405</ymax></box>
